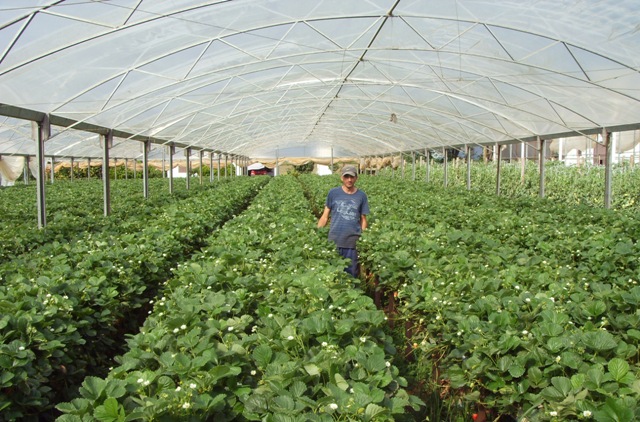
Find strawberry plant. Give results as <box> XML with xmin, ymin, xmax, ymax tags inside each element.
<box><xmin>354</xmin><ymin>176</ymin><xmax>640</xmax><ymax>421</ymax></box>
<box><xmin>57</xmin><ymin>176</ymin><xmax>423</xmax><ymax>421</ymax></box>
<box><xmin>0</xmin><ymin>177</ymin><xmax>267</xmax><ymax>420</ymax></box>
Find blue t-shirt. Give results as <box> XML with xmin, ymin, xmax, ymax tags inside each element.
<box><xmin>325</xmin><ymin>187</ymin><xmax>370</xmax><ymax>249</ymax></box>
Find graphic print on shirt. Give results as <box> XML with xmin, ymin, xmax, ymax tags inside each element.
<box><xmin>335</xmin><ymin>199</ymin><xmax>359</xmax><ymax>222</ymax></box>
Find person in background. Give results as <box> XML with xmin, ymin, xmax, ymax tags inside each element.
<box><xmin>317</xmin><ymin>165</ymin><xmax>370</xmax><ymax>277</ymax></box>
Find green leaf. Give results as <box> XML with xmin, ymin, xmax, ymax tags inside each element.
<box><xmin>355</xmin><ymin>310</ymin><xmax>385</xmax><ymax>326</ymax></box>
<box><xmin>301</xmin><ymin>315</ymin><xmax>328</xmax><ymax>334</ymax></box>
<box><xmin>626</xmin><ymin>329</ymin><xmax>640</xmax><ymax>341</ymax></box>
<box><xmin>541</xmin><ymin>377</ymin><xmax>573</xmax><ymax>401</ymax></box>
<box><xmin>364</xmin><ymin>403</ymin><xmax>387</xmax><ymax>421</ymax></box>
<box><xmin>546</xmin><ymin>336</ymin><xmax>569</xmax><ymax>353</ymax></box>
<box><xmin>583</xmin><ymin>301</ymin><xmax>607</xmax><ymax>317</ymax></box>
<box><xmin>614</xmin><ymin>241</ymin><xmax>633</xmax><ymax>255</ymax></box>
<box><xmin>552</xmin><ymin>376</ymin><xmax>573</xmax><ymax>396</ymax></box>
<box><xmin>363</xmin><ymin>349</ymin><xmax>387</xmax><ymax>372</ymax></box>
<box><xmin>154</xmin><ymin>376</ymin><xmax>173</xmax><ymax>393</ymax></box>
<box><xmin>104</xmin><ymin>380</ymin><xmax>127</xmax><ymax>399</ymax></box>
<box><xmin>157</xmin><ymin>351</ymin><xmax>175</xmax><ymax>368</ymax></box>
<box><xmin>253</xmin><ymin>344</ymin><xmax>273</xmax><ymax>368</ymax></box>
<box><xmin>272</xmin><ymin>395</ymin><xmax>296</xmax><ymax>413</ymax></box>
<box><xmin>210</xmin><ymin>365</ymin><xmax>241</xmax><ymax>383</ymax></box>
<box><xmin>582</xmin><ymin>331</ymin><xmax>618</xmax><ymax>351</ymax></box>
<box><xmin>280</xmin><ymin>325</ymin><xmax>296</xmax><ymax>339</ymax></box>
<box><xmin>334</xmin><ymin>318</ymin><xmax>354</xmax><ymax>335</ymax></box>
<box><xmin>79</xmin><ymin>377</ymin><xmax>107</xmax><ymax>401</ymax></box>
<box><xmin>508</xmin><ymin>364</ymin><xmax>525</xmax><ymax>378</ymax></box>
<box><xmin>608</xmin><ymin>358</ymin><xmax>630</xmax><ymax>382</ymax></box>
<box><xmin>621</xmin><ymin>287</ymin><xmax>640</xmax><ymax>306</ymax></box>
<box><xmin>289</xmin><ymin>380</ymin><xmax>307</xmax><ymax>397</ymax></box>
<box><xmin>593</xmin><ymin>397</ymin><xmax>634</xmax><ymax>422</ymax></box>
<box><xmin>497</xmin><ymin>356</ymin><xmax>513</xmax><ymax>372</ymax></box>
<box><xmin>304</xmin><ymin>364</ymin><xmax>320</xmax><ymax>376</ymax></box>
<box><xmin>585</xmin><ymin>365</ymin><xmax>606</xmax><ymax>389</ymax></box>
<box><xmin>0</xmin><ymin>371</ymin><xmax>14</xmax><ymax>386</ymax></box>
<box><xmin>538</xmin><ymin>322</ymin><xmax>563</xmax><ymax>337</ymax></box>
<box><xmin>56</xmin><ymin>416</ymin><xmax>83</xmax><ymax>422</ymax></box>
<box><xmin>56</xmin><ymin>398</ymin><xmax>91</xmax><ymax>415</ymax></box>
<box><xmin>93</xmin><ymin>397</ymin><xmax>124</xmax><ymax>422</ymax></box>
<box><xmin>571</xmin><ymin>374</ymin><xmax>585</xmax><ymax>390</ymax></box>
<box><xmin>528</xmin><ymin>367</ymin><xmax>545</xmax><ymax>387</ymax></box>
<box><xmin>334</xmin><ymin>374</ymin><xmax>349</xmax><ymax>391</ymax></box>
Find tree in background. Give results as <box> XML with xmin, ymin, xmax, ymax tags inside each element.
<box><xmin>293</xmin><ymin>162</ymin><xmax>315</xmax><ymax>174</ymax></box>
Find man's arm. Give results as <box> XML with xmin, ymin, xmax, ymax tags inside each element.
<box><xmin>317</xmin><ymin>206</ymin><xmax>331</xmax><ymax>228</ymax></box>
<box><xmin>360</xmin><ymin>214</ymin><xmax>368</xmax><ymax>231</ymax></box>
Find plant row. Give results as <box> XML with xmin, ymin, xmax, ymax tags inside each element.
<box><xmin>378</xmin><ymin>160</ymin><xmax>640</xmax><ymax>210</ymax></box>
<box><xmin>0</xmin><ymin>178</ymin><xmax>219</xmax><ymax>263</ymax></box>
<box><xmin>56</xmin><ymin>176</ymin><xmax>423</xmax><ymax>421</ymax></box>
<box><xmin>0</xmin><ymin>177</ymin><xmax>268</xmax><ymax>421</ymax></box>
<box><xmin>352</xmin><ymin>176</ymin><xmax>640</xmax><ymax>421</ymax></box>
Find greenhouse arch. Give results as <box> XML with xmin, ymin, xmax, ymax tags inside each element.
<box><xmin>1</xmin><ymin>0</ymin><xmax>640</xmax><ymax>218</ymax></box>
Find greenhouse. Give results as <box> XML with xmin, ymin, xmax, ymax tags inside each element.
<box><xmin>1</xmin><ymin>1</ymin><xmax>640</xmax><ymax>421</ymax></box>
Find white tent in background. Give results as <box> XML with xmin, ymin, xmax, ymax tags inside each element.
<box><xmin>316</xmin><ymin>164</ymin><xmax>333</xmax><ymax>176</ymax></box>
<box><xmin>248</xmin><ymin>162</ymin><xmax>271</xmax><ymax>176</ymax></box>
<box><xmin>247</xmin><ymin>163</ymin><xmax>267</xmax><ymax>171</ymax></box>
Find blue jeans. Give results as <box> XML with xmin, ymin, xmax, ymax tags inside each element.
<box><xmin>338</xmin><ymin>247</ymin><xmax>358</xmax><ymax>278</ymax></box>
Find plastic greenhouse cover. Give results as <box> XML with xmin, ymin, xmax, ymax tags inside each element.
<box><xmin>0</xmin><ymin>0</ymin><xmax>639</xmax><ymax>160</ymax></box>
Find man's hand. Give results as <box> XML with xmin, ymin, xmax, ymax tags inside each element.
<box><xmin>317</xmin><ymin>206</ymin><xmax>330</xmax><ymax>228</ymax></box>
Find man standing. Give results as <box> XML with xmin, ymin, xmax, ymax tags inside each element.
<box><xmin>317</xmin><ymin>165</ymin><xmax>370</xmax><ymax>277</ymax></box>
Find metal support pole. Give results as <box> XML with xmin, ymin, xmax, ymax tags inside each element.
<box><xmin>330</xmin><ymin>147</ymin><xmax>334</xmax><ymax>173</ymax></box>
<box><xmin>425</xmin><ymin>148</ymin><xmax>430</xmax><ymax>183</ymax></box>
<box><xmin>142</xmin><ymin>140</ymin><xmax>150</xmax><ymax>198</ymax></box>
<box><xmin>466</xmin><ymin>145</ymin><xmax>472</xmax><ymax>190</ymax></box>
<box><xmin>603</xmin><ymin>128</ymin><xmax>612</xmax><ymax>209</ymax></box>
<box><xmin>538</xmin><ymin>136</ymin><xmax>546</xmax><ymax>198</ymax></box>
<box><xmin>169</xmin><ymin>145</ymin><xmax>175</xmax><ymax>194</ymax></box>
<box><xmin>102</xmin><ymin>130</ymin><xmax>112</xmax><ymax>216</ymax></box>
<box><xmin>70</xmin><ymin>157</ymin><xmax>74</xmax><ymax>181</ymax></box>
<box><xmin>496</xmin><ymin>143</ymin><xmax>502</xmax><ymax>196</ymax></box>
<box><xmin>161</xmin><ymin>148</ymin><xmax>165</xmax><ymax>178</ymax></box>
<box><xmin>210</xmin><ymin>152</ymin><xmax>214</xmax><ymax>183</ymax></box>
<box><xmin>443</xmin><ymin>147</ymin><xmax>448</xmax><ymax>187</ymax></box>
<box><xmin>521</xmin><ymin>141</ymin><xmax>526</xmax><ymax>182</ymax></box>
<box><xmin>185</xmin><ymin>148</ymin><xmax>191</xmax><ymax>189</ymax></box>
<box><xmin>412</xmin><ymin>151</ymin><xmax>416</xmax><ymax>181</ymax></box>
<box><xmin>225</xmin><ymin>154</ymin><xmax>228</xmax><ymax>178</ymax></box>
<box><xmin>125</xmin><ymin>158</ymin><xmax>129</xmax><ymax>179</ymax></box>
<box><xmin>23</xmin><ymin>157</ymin><xmax>29</xmax><ymax>185</ymax></box>
<box><xmin>217</xmin><ymin>153</ymin><xmax>221</xmax><ymax>181</ymax></box>
<box><xmin>199</xmin><ymin>150</ymin><xmax>204</xmax><ymax>185</ymax></box>
<box><xmin>36</xmin><ymin>116</ymin><xmax>49</xmax><ymax>228</ymax></box>
<box><xmin>50</xmin><ymin>156</ymin><xmax>55</xmax><ymax>184</ymax></box>
<box><xmin>87</xmin><ymin>158</ymin><xmax>91</xmax><ymax>179</ymax></box>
